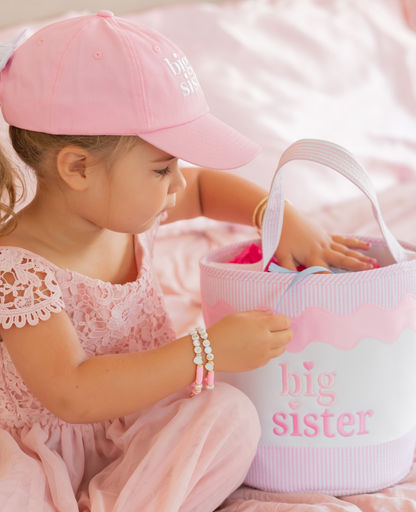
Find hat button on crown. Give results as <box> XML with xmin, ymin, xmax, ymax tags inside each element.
<box><xmin>97</xmin><ymin>10</ymin><xmax>114</xmax><ymax>17</ymax></box>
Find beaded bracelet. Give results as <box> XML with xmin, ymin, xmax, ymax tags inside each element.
<box><xmin>189</xmin><ymin>328</ymin><xmax>204</xmax><ymax>396</ymax></box>
<box><xmin>197</xmin><ymin>326</ymin><xmax>215</xmax><ymax>390</ymax></box>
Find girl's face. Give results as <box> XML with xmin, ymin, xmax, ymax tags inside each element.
<box><xmin>84</xmin><ymin>140</ymin><xmax>186</xmax><ymax>234</ymax></box>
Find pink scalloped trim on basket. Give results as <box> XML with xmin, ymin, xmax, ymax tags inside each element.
<box><xmin>201</xmin><ymin>294</ymin><xmax>416</xmax><ymax>352</ymax></box>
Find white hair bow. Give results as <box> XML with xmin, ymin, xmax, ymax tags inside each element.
<box><xmin>0</xmin><ymin>29</ymin><xmax>28</xmax><ymax>72</ymax></box>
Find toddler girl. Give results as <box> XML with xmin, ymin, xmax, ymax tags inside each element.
<box><xmin>0</xmin><ymin>12</ymin><xmax>374</xmax><ymax>512</ymax></box>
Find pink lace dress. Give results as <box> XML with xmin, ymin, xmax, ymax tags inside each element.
<box><xmin>0</xmin><ymin>216</ymin><xmax>260</xmax><ymax>512</ymax></box>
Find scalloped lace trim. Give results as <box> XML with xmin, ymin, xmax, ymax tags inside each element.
<box><xmin>0</xmin><ymin>250</ymin><xmax>65</xmax><ymax>329</ymax></box>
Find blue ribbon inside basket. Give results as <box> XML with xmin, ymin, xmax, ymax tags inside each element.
<box><xmin>269</xmin><ymin>263</ymin><xmax>334</xmax><ymax>314</ymax></box>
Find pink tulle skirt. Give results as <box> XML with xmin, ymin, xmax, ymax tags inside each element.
<box><xmin>0</xmin><ymin>382</ymin><xmax>260</xmax><ymax>512</ymax></box>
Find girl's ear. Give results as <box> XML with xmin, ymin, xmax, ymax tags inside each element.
<box><xmin>56</xmin><ymin>146</ymin><xmax>92</xmax><ymax>191</ymax></box>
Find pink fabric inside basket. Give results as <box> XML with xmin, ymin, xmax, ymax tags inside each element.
<box><xmin>227</xmin><ymin>243</ymin><xmax>281</xmax><ymax>268</ymax></box>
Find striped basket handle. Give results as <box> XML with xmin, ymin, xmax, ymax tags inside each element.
<box><xmin>262</xmin><ymin>139</ymin><xmax>409</xmax><ymax>271</ymax></box>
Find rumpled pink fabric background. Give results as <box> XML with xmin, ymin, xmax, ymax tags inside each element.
<box><xmin>2</xmin><ymin>0</ymin><xmax>416</xmax><ymax>510</ymax></box>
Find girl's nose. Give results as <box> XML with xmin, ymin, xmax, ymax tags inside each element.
<box><xmin>169</xmin><ymin>165</ymin><xmax>187</xmax><ymax>195</ymax></box>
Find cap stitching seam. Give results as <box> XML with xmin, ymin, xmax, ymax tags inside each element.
<box><xmin>50</xmin><ymin>16</ymin><xmax>94</xmax><ymax>133</ymax></box>
<box><xmin>111</xmin><ymin>18</ymin><xmax>150</xmax><ymax>130</ymax></box>
<box><xmin>137</xmin><ymin>109</ymin><xmax>210</xmax><ymax>135</ymax></box>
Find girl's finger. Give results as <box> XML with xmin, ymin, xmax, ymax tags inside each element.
<box><xmin>271</xmin><ymin>328</ymin><xmax>293</xmax><ymax>349</ymax></box>
<box><xmin>304</xmin><ymin>256</ymin><xmax>331</xmax><ymax>273</ymax></box>
<box><xmin>326</xmin><ymin>251</ymin><xmax>375</xmax><ymax>271</ymax></box>
<box><xmin>275</xmin><ymin>254</ymin><xmax>297</xmax><ymax>272</ymax></box>
<box><xmin>270</xmin><ymin>346</ymin><xmax>287</xmax><ymax>358</ymax></box>
<box><xmin>330</xmin><ymin>243</ymin><xmax>376</xmax><ymax>264</ymax></box>
<box><xmin>245</xmin><ymin>309</ymin><xmax>274</xmax><ymax>316</ymax></box>
<box><xmin>331</xmin><ymin>235</ymin><xmax>371</xmax><ymax>251</ymax></box>
<box><xmin>268</xmin><ymin>314</ymin><xmax>291</xmax><ymax>332</ymax></box>
<box><xmin>329</xmin><ymin>242</ymin><xmax>347</xmax><ymax>254</ymax></box>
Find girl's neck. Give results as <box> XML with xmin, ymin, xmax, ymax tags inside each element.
<box><xmin>0</xmin><ymin>192</ymin><xmax>141</xmax><ymax>286</ymax></box>
<box><xmin>17</xmin><ymin>191</ymin><xmax>112</xmax><ymax>254</ymax></box>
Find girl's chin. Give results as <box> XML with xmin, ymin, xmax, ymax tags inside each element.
<box><xmin>128</xmin><ymin>211</ymin><xmax>166</xmax><ymax>234</ymax></box>
<box><xmin>142</xmin><ymin>215</ymin><xmax>160</xmax><ymax>229</ymax></box>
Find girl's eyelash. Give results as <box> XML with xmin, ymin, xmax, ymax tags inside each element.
<box><xmin>155</xmin><ymin>166</ymin><xmax>171</xmax><ymax>176</ymax></box>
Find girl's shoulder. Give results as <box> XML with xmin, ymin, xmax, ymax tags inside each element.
<box><xmin>0</xmin><ymin>236</ymin><xmax>65</xmax><ymax>330</ymax></box>
<box><xmin>0</xmin><ymin>232</ymin><xmax>61</xmax><ymax>277</ymax></box>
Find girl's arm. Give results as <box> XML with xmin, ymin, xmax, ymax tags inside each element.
<box><xmin>1</xmin><ymin>306</ymin><xmax>290</xmax><ymax>424</ymax></box>
<box><xmin>0</xmin><ymin>309</ymin><xmax>195</xmax><ymax>422</ymax></box>
<box><xmin>164</xmin><ymin>167</ymin><xmax>375</xmax><ymax>271</ymax></box>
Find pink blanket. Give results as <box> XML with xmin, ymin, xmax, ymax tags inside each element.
<box><xmin>2</xmin><ymin>0</ymin><xmax>416</xmax><ymax>510</ymax></box>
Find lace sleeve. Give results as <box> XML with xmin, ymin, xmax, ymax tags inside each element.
<box><xmin>0</xmin><ymin>249</ymin><xmax>65</xmax><ymax>329</ymax></box>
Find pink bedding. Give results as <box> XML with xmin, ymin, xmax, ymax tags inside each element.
<box><xmin>2</xmin><ymin>0</ymin><xmax>416</xmax><ymax>510</ymax></box>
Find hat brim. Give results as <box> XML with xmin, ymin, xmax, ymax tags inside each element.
<box><xmin>138</xmin><ymin>113</ymin><xmax>261</xmax><ymax>170</ymax></box>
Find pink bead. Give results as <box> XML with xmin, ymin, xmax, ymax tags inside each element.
<box><xmin>207</xmin><ymin>371</ymin><xmax>214</xmax><ymax>387</ymax></box>
<box><xmin>196</xmin><ymin>365</ymin><xmax>204</xmax><ymax>383</ymax></box>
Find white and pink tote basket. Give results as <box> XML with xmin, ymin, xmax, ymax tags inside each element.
<box><xmin>200</xmin><ymin>140</ymin><xmax>416</xmax><ymax>496</ymax></box>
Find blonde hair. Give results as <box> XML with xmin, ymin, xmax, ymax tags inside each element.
<box><xmin>0</xmin><ymin>126</ymin><xmax>141</xmax><ymax>236</ymax></box>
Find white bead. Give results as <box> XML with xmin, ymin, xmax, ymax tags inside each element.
<box><xmin>191</xmin><ymin>334</ymin><xmax>199</xmax><ymax>341</ymax></box>
<box><xmin>197</xmin><ymin>326</ymin><xmax>204</xmax><ymax>332</ymax></box>
<box><xmin>206</xmin><ymin>354</ymin><xmax>214</xmax><ymax>361</ymax></box>
<box><xmin>202</xmin><ymin>340</ymin><xmax>210</xmax><ymax>347</ymax></box>
<box><xmin>194</xmin><ymin>347</ymin><xmax>202</xmax><ymax>354</ymax></box>
<box><xmin>200</xmin><ymin>332</ymin><xmax>208</xmax><ymax>339</ymax></box>
<box><xmin>205</xmin><ymin>362</ymin><xmax>214</xmax><ymax>371</ymax></box>
<box><xmin>204</xmin><ymin>347</ymin><xmax>212</xmax><ymax>354</ymax></box>
<box><xmin>189</xmin><ymin>330</ymin><xmax>197</xmax><ymax>336</ymax></box>
<box><xmin>206</xmin><ymin>385</ymin><xmax>215</xmax><ymax>390</ymax></box>
<box><xmin>194</xmin><ymin>383</ymin><xmax>203</xmax><ymax>390</ymax></box>
<box><xmin>193</xmin><ymin>356</ymin><xmax>203</xmax><ymax>365</ymax></box>
<box><xmin>193</xmin><ymin>340</ymin><xmax>200</xmax><ymax>347</ymax></box>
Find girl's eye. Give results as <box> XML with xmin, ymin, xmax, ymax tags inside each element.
<box><xmin>154</xmin><ymin>166</ymin><xmax>171</xmax><ymax>176</ymax></box>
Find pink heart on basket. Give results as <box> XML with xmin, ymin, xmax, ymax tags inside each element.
<box><xmin>289</xmin><ymin>402</ymin><xmax>299</xmax><ymax>410</ymax></box>
<box><xmin>303</xmin><ymin>362</ymin><xmax>314</xmax><ymax>371</ymax></box>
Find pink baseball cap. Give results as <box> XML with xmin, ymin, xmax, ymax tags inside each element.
<box><xmin>0</xmin><ymin>11</ymin><xmax>261</xmax><ymax>170</ymax></box>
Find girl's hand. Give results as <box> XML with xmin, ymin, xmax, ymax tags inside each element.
<box><xmin>275</xmin><ymin>202</ymin><xmax>376</xmax><ymax>272</ymax></box>
<box><xmin>207</xmin><ymin>309</ymin><xmax>293</xmax><ymax>373</ymax></box>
